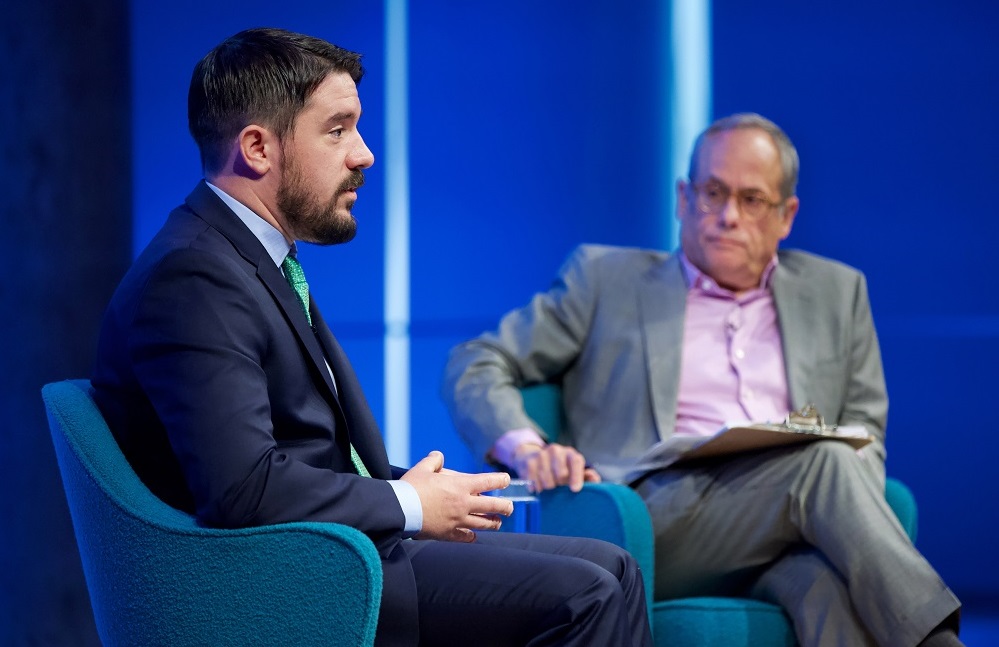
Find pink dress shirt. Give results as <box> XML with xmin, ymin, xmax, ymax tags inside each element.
<box><xmin>674</xmin><ymin>254</ymin><xmax>790</xmax><ymax>437</ymax></box>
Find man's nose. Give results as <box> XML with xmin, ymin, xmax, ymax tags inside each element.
<box><xmin>349</xmin><ymin>134</ymin><xmax>375</xmax><ymax>169</ymax></box>
<box><xmin>718</xmin><ymin>194</ymin><xmax>741</xmax><ymax>227</ymax></box>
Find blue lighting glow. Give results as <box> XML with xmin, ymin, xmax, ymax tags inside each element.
<box><xmin>384</xmin><ymin>0</ymin><xmax>411</xmax><ymax>465</ymax></box>
<box><xmin>667</xmin><ymin>0</ymin><xmax>712</xmax><ymax>249</ymax></box>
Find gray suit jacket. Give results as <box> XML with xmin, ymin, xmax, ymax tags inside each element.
<box><xmin>442</xmin><ymin>244</ymin><xmax>888</xmax><ymax>484</ymax></box>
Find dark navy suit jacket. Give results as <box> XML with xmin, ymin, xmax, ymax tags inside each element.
<box><xmin>92</xmin><ymin>181</ymin><xmax>418</xmax><ymax>643</ymax></box>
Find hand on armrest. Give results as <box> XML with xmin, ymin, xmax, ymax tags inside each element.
<box><xmin>514</xmin><ymin>443</ymin><xmax>601</xmax><ymax>492</ymax></box>
<box><xmin>493</xmin><ymin>429</ymin><xmax>601</xmax><ymax>492</ymax></box>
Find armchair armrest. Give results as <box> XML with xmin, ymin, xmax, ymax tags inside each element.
<box><xmin>885</xmin><ymin>477</ymin><xmax>918</xmax><ymax>542</ymax></box>
<box><xmin>539</xmin><ymin>483</ymin><xmax>654</xmax><ymax>612</ymax></box>
<box><xmin>44</xmin><ymin>379</ymin><xmax>382</xmax><ymax>647</ymax></box>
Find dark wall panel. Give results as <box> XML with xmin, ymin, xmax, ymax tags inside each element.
<box><xmin>0</xmin><ymin>1</ymin><xmax>131</xmax><ymax>644</ymax></box>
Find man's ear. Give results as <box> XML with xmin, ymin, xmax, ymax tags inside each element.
<box><xmin>236</xmin><ymin>124</ymin><xmax>277</xmax><ymax>177</ymax></box>
<box><xmin>675</xmin><ymin>178</ymin><xmax>689</xmax><ymax>223</ymax></box>
<box><xmin>778</xmin><ymin>196</ymin><xmax>800</xmax><ymax>240</ymax></box>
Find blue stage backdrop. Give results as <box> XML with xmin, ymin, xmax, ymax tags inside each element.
<box><xmin>130</xmin><ymin>0</ymin><xmax>998</xmax><ymax>607</ymax></box>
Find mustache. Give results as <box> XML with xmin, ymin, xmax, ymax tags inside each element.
<box><xmin>338</xmin><ymin>170</ymin><xmax>365</xmax><ymax>193</ymax></box>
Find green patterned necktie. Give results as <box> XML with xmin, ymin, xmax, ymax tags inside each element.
<box><xmin>281</xmin><ymin>253</ymin><xmax>371</xmax><ymax>478</ymax></box>
<box><xmin>282</xmin><ymin>254</ymin><xmax>312</xmax><ymax>326</ymax></box>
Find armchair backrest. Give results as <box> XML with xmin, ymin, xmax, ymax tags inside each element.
<box><xmin>521</xmin><ymin>383</ymin><xmax>567</xmax><ymax>441</ymax></box>
<box><xmin>42</xmin><ymin>379</ymin><xmax>382</xmax><ymax>647</ymax></box>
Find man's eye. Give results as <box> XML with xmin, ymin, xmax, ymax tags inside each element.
<box><xmin>742</xmin><ymin>194</ymin><xmax>765</xmax><ymax>206</ymax></box>
<box><xmin>330</xmin><ymin>127</ymin><xmax>344</xmax><ymax>138</ymax></box>
<box><xmin>704</xmin><ymin>186</ymin><xmax>725</xmax><ymax>200</ymax></box>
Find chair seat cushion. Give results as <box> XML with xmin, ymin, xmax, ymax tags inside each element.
<box><xmin>653</xmin><ymin>597</ymin><xmax>796</xmax><ymax>647</ymax></box>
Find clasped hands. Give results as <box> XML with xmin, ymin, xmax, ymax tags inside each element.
<box><xmin>401</xmin><ymin>450</ymin><xmax>513</xmax><ymax>542</ymax></box>
<box><xmin>400</xmin><ymin>443</ymin><xmax>600</xmax><ymax>542</ymax></box>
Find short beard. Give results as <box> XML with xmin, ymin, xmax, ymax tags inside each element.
<box><xmin>277</xmin><ymin>159</ymin><xmax>364</xmax><ymax>246</ymax></box>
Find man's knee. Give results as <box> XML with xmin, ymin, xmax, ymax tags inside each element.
<box><xmin>797</xmin><ymin>440</ymin><xmax>869</xmax><ymax>477</ymax></box>
<box><xmin>790</xmin><ymin>441</ymin><xmax>883</xmax><ymax>505</ymax></box>
<box><xmin>595</xmin><ymin>538</ymin><xmax>639</xmax><ymax>578</ymax></box>
<box><xmin>555</xmin><ymin>535</ymin><xmax>638</xmax><ymax>581</ymax></box>
<box><xmin>803</xmin><ymin>439</ymin><xmax>857</xmax><ymax>461</ymax></box>
<box><xmin>567</xmin><ymin>561</ymin><xmax>628</xmax><ymax>612</ymax></box>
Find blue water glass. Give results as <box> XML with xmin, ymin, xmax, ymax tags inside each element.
<box><xmin>487</xmin><ymin>479</ymin><xmax>541</xmax><ymax>534</ymax></box>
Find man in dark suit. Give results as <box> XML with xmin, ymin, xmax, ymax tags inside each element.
<box><xmin>91</xmin><ymin>27</ymin><xmax>652</xmax><ymax>647</ymax></box>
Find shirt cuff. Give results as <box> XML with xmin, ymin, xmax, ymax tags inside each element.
<box><xmin>491</xmin><ymin>428</ymin><xmax>547</xmax><ymax>469</ymax></box>
<box><xmin>387</xmin><ymin>479</ymin><xmax>423</xmax><ymax>538</ymax></box>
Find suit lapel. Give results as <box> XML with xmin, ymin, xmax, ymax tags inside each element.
<box><xmin>184</xmin><ymin>182</ymin><xmax>389</xmax><ymax>476</ymax></box>
<box><xmin>310</xmin><ymin>304</ymin><xmax>392</xmax><ymax>479</ymax></box>
<box><xmin>773</xmin><ymin>258</ymin><xmax>816</xmax><ymax>410</ymax></box>
<box><xmin>183</xmin><ymin>181</ymin><xmax>345</xmax><ymax>417</ymax></box>
<box><xmin>637</xmin><ymin>254</ymin><xmax>687</xmax><ymax>441</ymax></box>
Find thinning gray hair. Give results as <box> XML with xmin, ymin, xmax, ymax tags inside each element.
<box><xmin>687</xmin><ymin>113</ymin><xmax>800</xmax><ymax>199</ymax></box>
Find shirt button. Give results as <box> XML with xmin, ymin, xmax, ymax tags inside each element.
<box><xmin>735</xmin><ymin>349</ymin><xmax>745</xmax><ymax>359</ymax></box>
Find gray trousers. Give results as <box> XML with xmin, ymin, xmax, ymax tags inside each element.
<box><xmin>635</xmin><ymin>441</ymin><xmax>960</xmax><ymax>647</ymax></box>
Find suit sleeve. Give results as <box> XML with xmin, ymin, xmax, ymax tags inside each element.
<box><xmin>842</xmin><ymin>272</ymin><xmax>889</xmax><ymax>482</ymax></box>
<box><xmin>441</xmin><ymin>245</ymin><xmax>600</xmax><ymax>462</ymax></box>
<box><xmin>127</xmin><ymin>248</ymin><xmax>406</xmax><ymax>546</ymax></box>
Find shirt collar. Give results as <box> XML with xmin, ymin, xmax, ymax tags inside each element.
<box><xmin>678</xmin><ymin>251</ymin><xmax>779</xmax><ymax>296</ymax></box>
<box><xmin>205</xmin><ymin>181</ymin><xmax>292</xmax><ymax>267</ymax></box>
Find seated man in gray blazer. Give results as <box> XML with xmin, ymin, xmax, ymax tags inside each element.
<box><xmin>442</xmin><ymin>113</ymin><xmax>963</xmax><ymax>647</ymax></box>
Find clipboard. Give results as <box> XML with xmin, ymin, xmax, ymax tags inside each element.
<box><xmin>626</xmin><ymin>405</ymin><xmax>872</xmax><ymax>478</ymax></box>
<box><xmin>675</xmin><ymin>421</ymin><xmax>872</xmax><ymax>463</ymax></box>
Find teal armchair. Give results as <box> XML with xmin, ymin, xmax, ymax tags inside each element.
<box><xmin>42</xmin><ymin>380</ymin><xmax>382</xmax><ymax>647</ymax></box>
<box><xmin>523</xmin><ymin>384</ymin><xmax>918</xmax><ymax>646</ymax></box>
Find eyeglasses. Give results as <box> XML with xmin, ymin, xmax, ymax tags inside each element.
<box><xmin>688</xmin><ymin>180</ymin><xmax>786</xmax><ymax>220</ymax></box>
